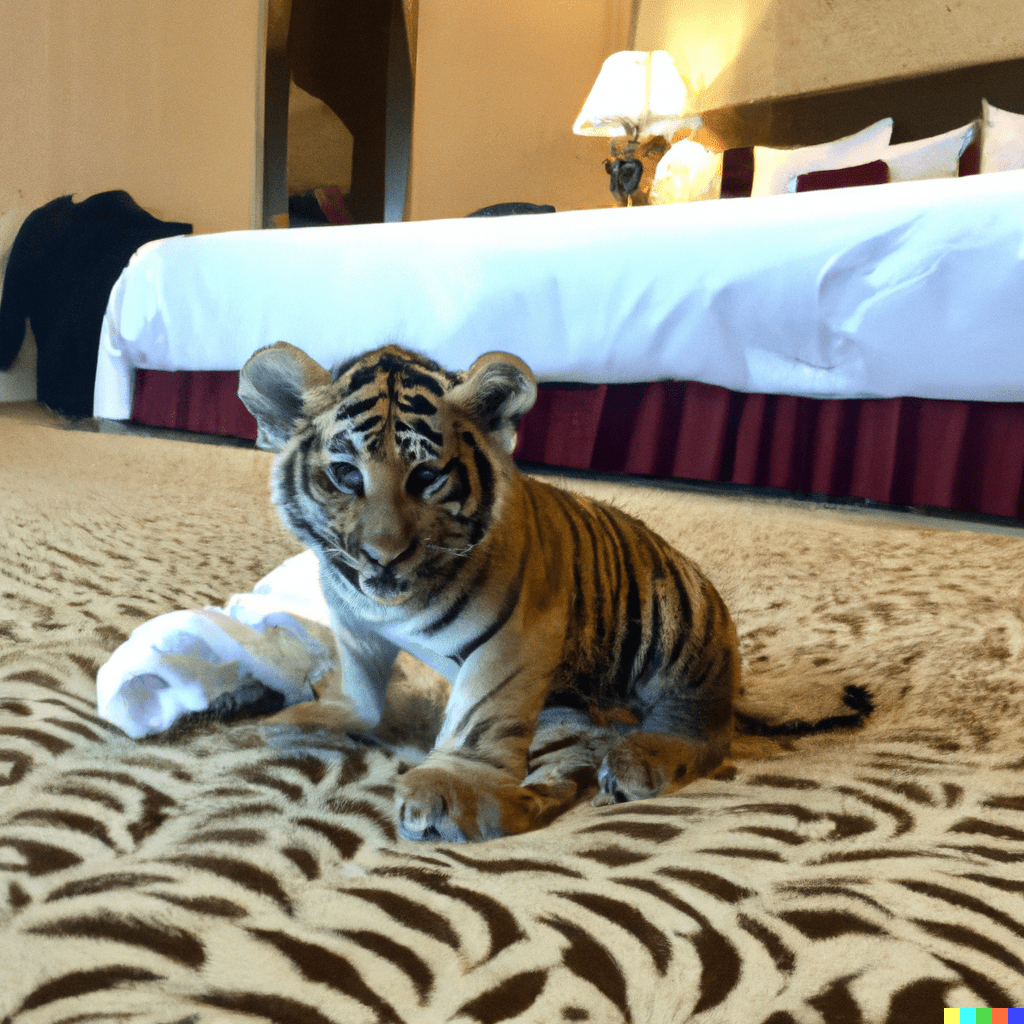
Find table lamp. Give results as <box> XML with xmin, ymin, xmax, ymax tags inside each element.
<box><xmin>573</xmin><ymin>50</ymin><xmax>701</xmax><ymax>206</ymax></box>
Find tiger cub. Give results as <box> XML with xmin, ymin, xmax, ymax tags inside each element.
<box><xmin>239</xmin><ymin>342</ymin><xmax>740</xmax><ymax>842</ymax></box>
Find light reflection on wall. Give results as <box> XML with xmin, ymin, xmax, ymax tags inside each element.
<box><xmin>632</xmin><ymin>0</ymin><xmax>1024</xmax><ymax>117</ymax></box>
<box><xmin>632</xmin><ymin>0</ymin><xmax>775</xmax><ymax>112</ymax></box>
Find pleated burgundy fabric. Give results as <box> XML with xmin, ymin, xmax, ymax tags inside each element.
<box><xmin>132</xmin><ymin>370</ymin><xmax>1024</xmax><ymax>519</ymax></box>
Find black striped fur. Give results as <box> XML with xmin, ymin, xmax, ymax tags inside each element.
<box><xmin>239</xmin><ymin>342</ymin><xmax>740</xmax><ymax>841</ymax></box>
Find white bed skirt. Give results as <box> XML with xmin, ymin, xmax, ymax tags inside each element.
<box><xmin>95</xmin><ymin>169</ymin><xmax>1024</xmax><ymax>420</ymax></box>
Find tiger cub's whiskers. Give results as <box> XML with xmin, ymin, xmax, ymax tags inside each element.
<box><xmin>424</xmin><ymin>541</ymin><xmax>475</xmax><ymax>556</ymax></box>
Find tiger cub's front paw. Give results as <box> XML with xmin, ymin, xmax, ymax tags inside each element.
<box><xmin>395</xmin><ymin>761</ymin><xmax>547</xmax><ymax>843</ymax></box>
<box><xmin>396</xmin><ymin>777</ymin><xmax>469</xmax><ymax>843</ymax></box>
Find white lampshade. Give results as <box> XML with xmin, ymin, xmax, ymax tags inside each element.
<box><xmin>573</xmin><ymin>50</ymin><xmax>700</xmax><ymax>139</ymax></box>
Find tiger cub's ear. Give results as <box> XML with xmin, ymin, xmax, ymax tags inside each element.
<box><xmin>238</xmin><ymin>341</ymin><xmax>332</xmax><ymax>452</ymax></box>
<box><xmin>448</xmin><ymin>352</ymin><xmax>538</xmax><ymax>454</ymax></box>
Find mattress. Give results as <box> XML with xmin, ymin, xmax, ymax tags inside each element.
<box><xmin>96</xmin><ymin>169</ymin><xmax>1024</xmax><ymax>421</ymax></box>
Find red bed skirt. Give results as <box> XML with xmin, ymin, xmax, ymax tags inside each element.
<box><xmin>132</xmin><ymin>369</ymin><xmax>1024</xmax><ymax>520</ymax></box>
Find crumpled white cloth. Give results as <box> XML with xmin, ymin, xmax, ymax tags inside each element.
<box><xmin>97</xmin><ymin>551</ymin><xmax>335</xmax><ymax>738</ymax></box>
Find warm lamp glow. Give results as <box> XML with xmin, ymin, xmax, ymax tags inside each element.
<box><xmin>651</xmin><ymin>138</ymin><xmax>723</xmax><ymax>203</ymax></box>
<box><xmin>573</xmin><ymin>50</ymin><xmax>700</xmax><ymax>140</ymax></box>
<box><xmin>632</xmin><ymin>0</ymin><xmax>775</xmax><ymax>111</ymax></box>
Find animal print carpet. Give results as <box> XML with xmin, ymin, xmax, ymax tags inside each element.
<box><xmin>1</xmin><ymin>404</ymin><xmax>1023</xmax><ymax>1023</ymax></box>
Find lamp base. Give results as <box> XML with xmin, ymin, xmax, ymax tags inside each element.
<box><xmin>604</xmin><ymin>135</ymin><xmax>670</xmax><ymax>206</ymax></box>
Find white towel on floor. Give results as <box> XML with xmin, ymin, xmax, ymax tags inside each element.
<box><xmin>97</xmin><ymin>551</ymin><xmax>335</xmax><ymax>738</ymax></box>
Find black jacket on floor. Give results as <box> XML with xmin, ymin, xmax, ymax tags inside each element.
<box><xmin>0</xmin><ymin>190</ymin><xmax>191</xmax><ymax>417</ymax></box>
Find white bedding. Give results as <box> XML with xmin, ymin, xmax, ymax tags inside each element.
<box><xmin>95</xmin><ymin>169</ymin><xmax>1024</xmax><ymax>420</ymax></box>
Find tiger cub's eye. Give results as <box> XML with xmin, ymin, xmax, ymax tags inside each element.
<box><xmin>407</xmin><ymin>464</ymin><xmax>446</xmax><ymax>497</ymax></box>
<box><xmin>326</xmin><ymin>461</ymin><xmax>363</xmax><ymax>494</ymax></box>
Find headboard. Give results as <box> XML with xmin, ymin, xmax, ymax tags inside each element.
<box><xmin>700</xmin><ymin>56</ymin><xmax>1024</xmax><ymax>151</ymax></box>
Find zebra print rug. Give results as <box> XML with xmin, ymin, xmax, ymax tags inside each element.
<box><xmin>2</xmin><ymin>404</ymin><xmax>1023</xmax><ymax>1023</ymax></box>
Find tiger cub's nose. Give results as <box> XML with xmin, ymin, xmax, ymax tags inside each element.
<box><xmin>361</xmin><ymin>539</ymin><xmax>416</xmax><ymax>568</ymax></box>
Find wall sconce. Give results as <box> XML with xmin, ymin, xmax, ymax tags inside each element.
<box><xmin>573</xmin><ymin>50</ymin><xmax>701</xmax><ymax>206</ymax></box>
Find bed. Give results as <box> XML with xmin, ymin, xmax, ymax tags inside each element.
<box><xmin>97</xmin><ymin>141</ymin><xmax>1024</xmax><ymax>519</ymax></box>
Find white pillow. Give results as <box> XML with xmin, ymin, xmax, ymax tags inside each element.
<box><xmin>885</xmin><ymin>121</ymin><xmax>978</xmax><ymax>182</ymax></box>
<box><xmin>751</xmin><ymin>118</ymin><xmax>894</xmax><ymax>198</ymax></box>
<box><xmin>980</xmin><ymin>99</ymin><xmax>1024</xmax><ymax>174</ymax></box>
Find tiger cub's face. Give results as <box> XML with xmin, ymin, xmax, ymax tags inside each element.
<box><xmin>238</xmin><ymin>342</ymin><xmax>537</xmax><ymax>611</ymax></box>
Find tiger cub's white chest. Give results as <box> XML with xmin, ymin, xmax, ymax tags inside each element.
<box><xmin>376</xmin><ymin>620</ymin><xmax>463</xmax><ymax>684</ymax></box>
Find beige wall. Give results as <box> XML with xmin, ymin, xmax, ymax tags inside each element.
<box><xmin>635</xmin><ymin>0</ymin><xmax>1024</xmax><ymax>114</ymax></box>
<box><xmin>406</xmin><ymin>0</ymin><xmax>633</xmax><ymax>221</ymax></box>
<box><xmin>0</xmin><ymin>0</ymin><xmax>269</xmax><ymax>235</ymax></box>
<box><xmin>5</xmin><ymin>0</ymin><xmax>1018</xmax><ymax>234</ymax></box>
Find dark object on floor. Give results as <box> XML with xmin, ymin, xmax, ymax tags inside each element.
<box><xmin>288</xmin><ymin>187</ymin><xmax>354</xmax><ymax>227</ymax></box>
<box><xmin>0</xmin><ymin>190</ymin><xmax>191</xmax><ymax>417</ymax></box>
<box><xmin>288</xmin><ymin>191</ymin><xmax>331</xmax><ymax>226</ymax></box>
<box><xmin>150</xmin><ymin>679</ymin><xmax>287</xmax><ymax>743</ymax></box>
<box><xmin>467</xmin><ymin>202</ymin><xmax>556</xmax><ymax>217</ymax></box>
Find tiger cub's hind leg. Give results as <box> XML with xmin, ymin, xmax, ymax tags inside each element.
<box><xmin>594</xmin><ymin>730</ymin><xmax>730</xmax><ymax>805</ymax></box>
<box><xmin>594</xmin><ymin>633</ymin><xmax>740</xmax><ymax>805</ymax></box>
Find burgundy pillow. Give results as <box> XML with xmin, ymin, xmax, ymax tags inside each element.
<box><xmin>958</xmin><ymin>135</ymin><xmax>981</xmax><ymax>176</ymax></box>
<box><xmin>794</xmin><ymin>159</ymin><xmax>889</xmax><ymax>192</ymax></box>
<box><xmin>721</xmin><ymin>147</ymin><xmax>754</xmax><ymax>198</ymax></box>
